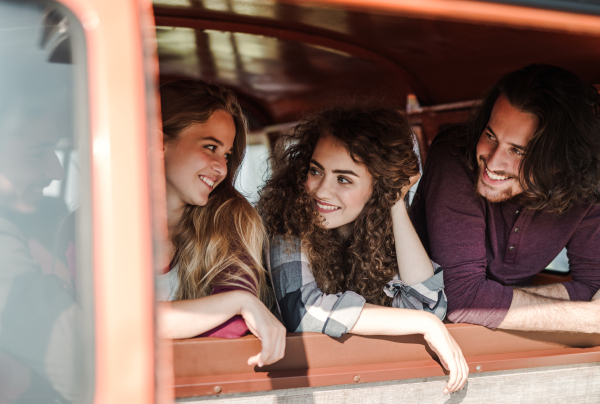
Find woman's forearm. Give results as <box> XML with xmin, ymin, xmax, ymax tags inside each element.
<box><xmin>391</xmin><ymin>202</ymin><xmax>434</xmax><ymax>285</ymax></box>
<box><xmin>159</xmin><ymin>290</ymin><xmax>252</xmax><ymax>339</ymax></box>
<box><xmin>349</xmin><ymin>303</ymin><xmax>440</xmax><ymax>336</ymax></box>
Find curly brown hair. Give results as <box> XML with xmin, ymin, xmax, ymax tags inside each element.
<box><xmin>258</xmin><ymin>105</ymin><xmax>419</xmax><ymax>306</ymax></box>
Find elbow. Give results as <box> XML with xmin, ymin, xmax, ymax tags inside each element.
<box><xmin>445</xmin><ymin>295</ymin><xmax>470</xmax><ymax>324</ymax></box>
<box><xmin>445</xmin><ymin>306</ymin><xmax>462</xmax><ymax>324</ymax></box>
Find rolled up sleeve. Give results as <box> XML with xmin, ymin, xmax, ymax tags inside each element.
<box><xmin>385</xmin><ymin>261</ymin><xmax>447</xmax><ymax>320</ymax></box>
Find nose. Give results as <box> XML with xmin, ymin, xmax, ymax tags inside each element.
<box><xmin>313</xmin><ymin>175</ymin><xmax>334</xmax><ymax>200</ymax></box>
<box><xmin>484</xmin><ymin>144</ymin><xmax>505</xmax><ymax>171</ymax></box>
<box><xmin>211</xmin><ymin>154</ymin><xmax>228</xmax><ymax>177</ymax></box>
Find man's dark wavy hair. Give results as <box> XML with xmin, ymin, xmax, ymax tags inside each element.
<box><xmin>460</xmin><ymin>64</ymin><xmax>600</xmax><ymax>213</ymax></box>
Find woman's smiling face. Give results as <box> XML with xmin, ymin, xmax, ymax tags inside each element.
<box><xmin>164</xmin><ymin>109</ymin><xmax>236</xmax><ymax>210</ymax></box>
<box><xmin>305</xmin><ymin>135</ymin><xmax>374</xmax><ymax>233</ymax></box>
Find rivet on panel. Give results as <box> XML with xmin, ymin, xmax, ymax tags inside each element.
<box><xmin>354</xmin><ymin>375</ymin><xmax>360</xmax><ymax>382</ymax></box>
<box><xmin>214</xmin><ymin>386</ymin><xmax>222</xmax><ymax>394</ymax></box>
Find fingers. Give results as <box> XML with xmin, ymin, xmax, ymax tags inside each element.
<box><xmin>247</xmin><ymin>353</ymin><xmax>261</xmax><ymax>366</ymax></box>
<box><xmin>244</xmin><ymin>308</ymin><xmax>286</xmax><ymax>366</ymax></box>
<box><xmin>257</xmin><ymin>322</ymin><xmax>286</xmax><ymax>366</ymax></box>
<box><xmin>426</xmin><ymin>329</ymin><xmax>468</xmax><ymax>395</ymax></box>
<box><xmin>444</xmin><ymin>356</ymin><xmax>459</xmax><ymax>394</ymax></box>
<box><xmin>409</xmin><ymin>172</ymin><xmax>421</xmax><ymax>187</ymax></box>
<box><xmin>256</xmin><ymin>330</ymin><xmax>276</xmax><ymax>367</ymax></box>
<box><xmin>272</xmin><ymin>324</ymin><xmax>286</xmax><ymax>364</ymax></box>
<box><xmin>444</xmin><ymin>338</ymin><xmax>468</xmax><ymax>394</ymax></box>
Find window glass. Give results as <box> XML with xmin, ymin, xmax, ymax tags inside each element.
<box><xmin>0</xmin><ymin>1</ymin><xmax>92</xmax><ymax>403</ymax></box>
<box><xmin>546</xmin><ymin>248</ymin><xmax>569</xmax><ymax>273</ymax></box>
<box><xmin>234</xmin><ymin>133</ymin><xmax>271</xmax><ymax>204</ymax></box>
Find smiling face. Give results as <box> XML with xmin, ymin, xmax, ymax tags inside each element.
<box><xmin>475</xmin><ymin>95</ymin><xmax>539</xmax><ymax>203</ymax></box>
<box><xmin>164</xmin><ymin>109</ymin><xmax>236</xmax><ymax>211</ymax></box>
<box><xmin>0</xmin><ymin>119</ymin><xmax>64</xmax><ymax>213</ymax></box>
<box><xmin>305</xmin><ymin>135</ymin><xmax>374</xmax><ymax>234</ymax></box>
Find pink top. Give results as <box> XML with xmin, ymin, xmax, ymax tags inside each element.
<box><xmin>199</xmin><ymin>284</ymin><xmax>250</xmax><ymax>338</ymax></box>
<box><xmin>162</xmin><ymin>264</ymin><xmax>251</xmax><ymax>339</ymax></box>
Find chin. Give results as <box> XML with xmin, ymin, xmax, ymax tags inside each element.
<box><xmin>476</xmin><ymin>180</ymin><xmax>515</xmax><ymax>203</ymax></box>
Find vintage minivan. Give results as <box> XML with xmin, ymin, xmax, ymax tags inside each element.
<box><xmin>1</xmin><ymin>0</ymin><xmax>600</xmax><ymax>403</ymax></box>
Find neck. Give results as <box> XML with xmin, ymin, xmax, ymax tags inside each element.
<box><xmin>166</xmin><ymin>190</ymin><xmax>185</xmax><ymax>240</ymax></box>
<box><xmin>336</xmin><ymin>222</ymin><xmax>354</xmax><ymax>240</ymax></box>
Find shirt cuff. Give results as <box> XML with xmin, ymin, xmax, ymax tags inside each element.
<box><xmin>384</xmin><ymin>262</ymin><xmax>447</xmax><ymax>320</ymax></box>
<box><xmin>563</xmin><ymin>280</ymin><xmax>595</xmax><ymax>302</ymax></box>
<box><xmin>321</xmin><ymin>291</ymin><xmax>366</xmax><ymax>338</ymax></box>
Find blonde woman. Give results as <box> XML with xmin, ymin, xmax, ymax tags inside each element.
<box><xmin>157</xmin><ymin>80</ymin><xmax>285</xmax><ymax>367</ymax></box>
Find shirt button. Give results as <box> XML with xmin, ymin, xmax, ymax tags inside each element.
<box><xmin>516</xmin><ymin>210</ymin><xmax>520</xmax><ymax>215</ymax></box>
<box><xmin>509</xmin><ymin>246</ymin><xmax>515</xmax><ymax>251</ymax></box>
<box><xmin>514</xmin><ymin>228</ymin><xmax>520</xmax><ymax>233</ymax></box>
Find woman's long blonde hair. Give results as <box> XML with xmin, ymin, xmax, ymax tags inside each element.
<box><xmin>161</xmin><ymin>80</ymin><xmax>271</xmax><ymax>305</ymax></box>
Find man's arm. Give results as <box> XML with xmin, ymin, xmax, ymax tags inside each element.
<box><xmin>498</xmin><ymin>289</ymin><xmax>600</xmax><ymax>333</ymax></box>
<box><xmin>410</xmin><ymin>137</ymin><xmax>513</xmax><ymax>328</ymax></box>
<box><xmin>513</xmin><ymin>283</ymin><xmax>569</xmax><ymax>300</ymax></box>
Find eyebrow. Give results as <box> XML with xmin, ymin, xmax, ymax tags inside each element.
<box><xmin>310</xmin><ymin>159</ymin><xmax>359</xmax><ymax>177</ymax></box>
<box><xmin>486</xmin><ymin>126</ymin><xmax>526</xmax><ymax>151</ymax></box>
<box><xmin>202</xmin><ymin>136</ymin><xmax>233</xmax><ymax>151</ymax></box>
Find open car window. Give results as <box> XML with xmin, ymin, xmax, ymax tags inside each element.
<box><xmin>0</xmin><ymin>1</ymin><xmax>93</xmax><ymax>403</ymax></box>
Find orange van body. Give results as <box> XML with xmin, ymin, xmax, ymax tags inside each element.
<box><xmin>33</xmin><ymin>0</ymin><xmax>600</xmax><ymax>402</ymax></box>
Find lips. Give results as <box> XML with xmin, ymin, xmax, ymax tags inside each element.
<box><xmin>482</xmin><ymin>162</ymin><xmax>513</xmax><ymax>185</ymax></box>
<box><xmin>315</xmin><ymin>199</ymin><xmax>341</xmax><ymax>213</ymax></box>
<box><xmin>199</xmin><ymin>175</ymin><xmax>216</xmax><ymax>190</ymax></box>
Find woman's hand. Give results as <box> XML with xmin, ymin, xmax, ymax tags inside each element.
<box><xmin>240</xmin><ymin>294</ymin><xmax>287</xmax><ymax>367</ymax></box>
<box><xmin>159</xmin><ymin>290</ymin><xmax>286</xmax><ymax>367</ymax></box>
<box><xmin>392</xmin><ymin>173</ymin><xmax>421</xmax><ymax>215</ymax></box>
<box><xmin>401</xmin><ymin>172</ymin><xmax>421</xmax><ymax>199</ymax></box>
<box><xmin>422</xmin><ymin>318</ymin><xmax>469</xmax><ymax>394</ymax></box>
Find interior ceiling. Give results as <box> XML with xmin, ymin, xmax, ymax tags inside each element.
<box><xmin>153</xmin><ymin>0</ymin><xmax>600</xmax><ymax>128</ymax></box>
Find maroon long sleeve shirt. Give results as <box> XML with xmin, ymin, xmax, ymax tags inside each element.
<box><xmin>410</xmin><ymin>132</ymin><xmax>600</xmax><ymax>328</ymax></box>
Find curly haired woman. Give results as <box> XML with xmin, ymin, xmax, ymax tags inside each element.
<box><xmin>156</xmin><ymin>80</ymin><xmax>285</xmax><ymax>367</ymax></box>
<box><xmin>258</xmin><ymin>105</ymin><xmax>468</xmax><ymax>392</ymax></box>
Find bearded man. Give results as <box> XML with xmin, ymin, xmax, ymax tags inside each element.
<box><xmin>410</xmin><ymin>64</ymin><xmax>600</xmax><ymax>332</ymax></box>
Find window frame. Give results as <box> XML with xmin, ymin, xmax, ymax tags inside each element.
<box><xmin>152</xmin><ymin>0</ymin><xmax>600</xmax><ymax>399</ymax></box>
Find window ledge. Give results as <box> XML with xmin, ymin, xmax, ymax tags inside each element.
<box><xmin>169</xmin><ymin>324</ymin><xmax>600</xmax><ymax>398</ymax></box>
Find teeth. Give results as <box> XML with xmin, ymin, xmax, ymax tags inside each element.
<box><xmin>486</xmin><ymin>167</ymin><xmax>509</xmax><ymax>181</ymax></box>
<box><xmin>316</xmin><ymin>201</ymin><xmax>340</xmax><ymax>211</ymax></box>
<box><xmin>200</xmin><ymin>176</ymin><xmax>214</xmax><ymax>187</ymax></box>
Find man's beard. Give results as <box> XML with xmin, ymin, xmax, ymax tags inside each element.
<box><xmin>474</xmin><ymin>166</ymin><xmax>517</xmax><ymax>203</ymax></box>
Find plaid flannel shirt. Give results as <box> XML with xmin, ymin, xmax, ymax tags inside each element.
<box><xmin>267</xmin><ymin>235</ymin><xmax>447</xmax><ymax>338</ymax></box>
